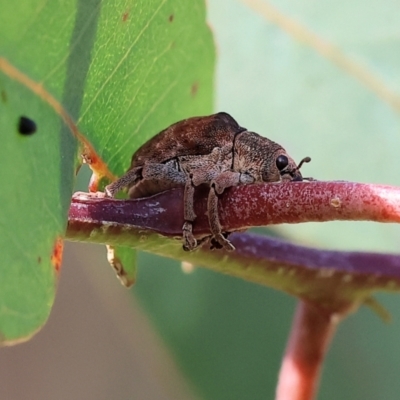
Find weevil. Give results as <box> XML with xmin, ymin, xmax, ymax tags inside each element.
<box><xmin>105</xmin><ymin>112</ymin><xmax>310</xmax><ymax>251</ymax></box>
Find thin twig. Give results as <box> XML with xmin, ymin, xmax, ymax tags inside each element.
<box><xmin>276</xmin><ymin>301</ymin><xmax>341</xmax><ymax>400</ymax></box>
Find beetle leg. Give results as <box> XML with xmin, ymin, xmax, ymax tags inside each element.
<box><xmin>207</xmin><ymin>185</ymin><xmax>234</xmax><ymax>251</ymax></box>
<box><xmin>182</xmin><ymin>221</ymin><xmax>196</xmax><ymax>251</ymax></box>
<box><xmin>184</xmin><ymin>177</ymin><xmax>196</xmax><ymax>221</ymax></box>
<box><xmin>207</xmin><ymin>171</ymin><xmax>245</xmax><ymax>251</ymax></box>
<box><xmin>179</xmin><ymin>149</ymin><xmax>227</xmax><ymax>251</ymax></box>
<box><xmin>105</xmin><ymin>167</ymin><xmax>142</xmax><ymax>197</ymax></box>
<box><xmin>138</xmin><ymin>162</ymin><xmax>197</xmax><ymax>251</ymax></box>
<box><xmin>182</xmin><ymin>176</ymin><xmax>197</xmax><ymax>251</ymax></box>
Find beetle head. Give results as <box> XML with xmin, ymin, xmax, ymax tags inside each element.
<box><xmin>234</xmin><ymin>131</ymin><xmax>310</xmax><ymax>183</ymax></box>
<box><xmin>267</xmin><ymin>151</ymin><xmax>311</xmax><ymax>182</ymax></box>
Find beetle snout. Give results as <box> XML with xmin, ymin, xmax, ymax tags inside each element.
<box><xmin>281</xmin><ymin>169</ymin><xmax>302</xmax><ymax>182</ymax></box>
<box><xmin>280</xmin><ymin>169</ymin><xmax>301</xmax><ymax>182</ymax></box>
<box><xmin>291</xmin><ymin>172</ymin><xmax>303</xmax><ymax>182</ymax></box>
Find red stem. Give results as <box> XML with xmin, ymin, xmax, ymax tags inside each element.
<box><xmin>67</xmin><ymin>181</ymin><xmax>400</xmax><ymax>309</ymax></box>
<box><xmin>276</xmin><ymin>301</ymin><xmax>340</xmax><ymax>400</ymax></box>
<box><xmin>66</xmin><ymin>180</ymin><xmax>400</xmax><ymax>400</ymax></box>
<box><xmin>71</xmin><ymin>181</ymin><xmax>400</xmax><ymax>239</ymax></box>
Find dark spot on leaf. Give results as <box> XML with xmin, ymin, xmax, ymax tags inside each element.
<box><xmin>122</xmin><ymin>11</ymin><xmax>129</xmax><ymax>22</ymax></box>
<box><xmin>51</xmin><ymin>237</ymin><xmax>64</xmax><ymax>273</ymax></box>
<box><xmin>191</xmin><ymin>82</ymin><xmax>199</xmax><ymax>97</ymax></box>
<box><xmin>169</xmin><ymin>14</ymin><xmax>174</xmax><ymax>22</ymax></box>
<box><xmin>18</xmin><ymin>116</ymin><xmax>37</xmax><ymax>135</ymax></box>
<box><xmin>37</xmin><ymin>256</ymin><xmax>42</xmax><ymax>263</ymax></box>
<box><xmin>1</xmin><ymin>90</ymin><xmax>6</xmax><ymax>103</ymax></box>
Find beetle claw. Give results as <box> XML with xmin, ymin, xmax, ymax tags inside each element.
<box><xmin>211</xmin><ymin>233</ymin><xmax>235</xmax><ymax>251</ymax></box>
<box><xmin>182</xmin><ymin>221</ymin><xmax>197</xmax><ymax>251</ymax></box>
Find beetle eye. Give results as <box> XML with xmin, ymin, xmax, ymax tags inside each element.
<box><xmin>276</xmin><ymin>155</ymin><xmax>289</xmax><ymax>171</ymax></box>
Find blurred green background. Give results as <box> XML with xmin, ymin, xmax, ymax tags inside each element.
<box><xmin>2</xmin><ymin>0</ymin><xmax>400</xmax><ymax>399</ymax></box>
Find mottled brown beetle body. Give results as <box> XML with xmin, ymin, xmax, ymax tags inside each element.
<box><xmin>105</xmin><ymin>112</ymin><xmax>310</xmax><ymax>251</ymax></box>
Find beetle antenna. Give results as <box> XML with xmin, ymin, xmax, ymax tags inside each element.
<box><xmin>296</xmin><ymin>156</ymin><xmax>313</xmax><ymax>181</ymax></box>
<box><xmin>296</xmin><ymin>156</ymin><xmax>311</xmax><ymax>171</ymax></box>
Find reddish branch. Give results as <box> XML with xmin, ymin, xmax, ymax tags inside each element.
<box><xmin>69</xmin><ymin>181</ymin><xmax>400</xmax><ymax>235</ymax></box>
<box><xmin>276</xmin><ymin>301</ymin><xmax>340</xmax><ymax>400</ymax></box>
<box><xmin>66</xmin><ymin>180</ymin><xmax>400</xmax><ymax>400</ymax></box>
<box><xmin>67</xmin><ymin>180</ymin><xmax>400</xmax><ymax>309</ymax></box>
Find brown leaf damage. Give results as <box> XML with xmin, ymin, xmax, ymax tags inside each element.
<box><xmin>51</xmin><ymin>237</ymin><xmax>64</xmax><ymax>273</ymax></box>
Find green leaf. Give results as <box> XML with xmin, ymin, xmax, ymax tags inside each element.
<box><xmin>77</xmin><ymin>0</ymin><xmax>214</xmax><ymax>177</ymax></box>
<box><xmin>0</xmin><ymin>90</ymin><xmax>67</xmax><ymax>341</ymax></box>
<box><xmin>0</xmin><ymin>0</ymin><xmax>214</xmax><ymax>343</ymax></box>
<box><xmin>0</xmin><ymin>0</ymin><xmax>80</xmax><ymax>342</ymax></box>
